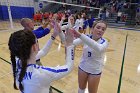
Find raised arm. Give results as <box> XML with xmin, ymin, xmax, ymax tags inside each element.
<box><xmin>38</xmin><ymin>29</ymin><xmax>75</xmax><ymax>82</ymax></box>
<box><xmin>35</xmin><ymin>36</ymin><xmax>54</xmax><ymax>60</ymax></box>
<box><xmin>33</xmin><ymin>26</ymin><xmax>50</xmax><ymax>39</ymax></box>
<box><xmin>72</xmin><ymin>29</ymin><xmax>108</xmax><ymax>53</ymax></box>
<box><xmin>33</xmin><ymin>19</ymin><xmax>54</xmax><ymax>39</ymax></box>
<box><xmin>80</xmin><ymin>34</ymin><xmax>108</xmax><ymax>53</ymax></box>
<box><xmin>59</xmin><ymin>24</ymin><xmax>83</xmax><ymax>46</ymax></box>
<box><xmin>59</xmin><ymin>15</ymin><xmax>66</xmax><ymax>26</ymax></box>
<box><xmin>36</xmin><ymin>21</ymin><xmax>61</xmax><ymax>60</ymax></box>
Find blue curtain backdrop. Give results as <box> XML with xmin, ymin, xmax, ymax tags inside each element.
<box><xmin>0</xmin><ymin>5</ymin><xmax>34</xmax><ymax>20</ymax></box>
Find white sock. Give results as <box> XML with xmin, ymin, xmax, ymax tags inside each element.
<box><xmin>78</xmin><ymin>88</ymin><xmax>85</xmax><ymax>93</ymax></box>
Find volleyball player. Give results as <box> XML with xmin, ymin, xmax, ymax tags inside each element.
<box><xmin>73</xmin><ymin>20</ymin><xmax>108</xmax><ymax>93</ymax></box>
<box><xmin>59</xmin><ymin>20</ymin><xmax>108</xmax><ymax>93</ymax></box>
<box><xmin>8</xmin><ymin>21</ymin><xmax>75</xmax><ymax>93</ymax></box>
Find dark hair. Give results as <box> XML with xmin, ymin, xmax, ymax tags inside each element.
<box><xmin>8</xmin><ymin>30</ymin><xmax>36</xmax><ymax>92</ymax></box>
<box><xmin>76</xmin><ymin>12</ymin><xmax>82</xmax><ymax>19</ymax></box>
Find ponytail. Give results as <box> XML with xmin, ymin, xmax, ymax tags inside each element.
<box><xmin>10</xmin><ymin>53</ymin><xmax>18</xmax><ymax>90</ymax></box>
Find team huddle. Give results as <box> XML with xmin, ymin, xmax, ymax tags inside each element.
<box><xmin>8</xmin><ymin>12</ymin><xmax>108</xmax><ymax>93</ymax></box>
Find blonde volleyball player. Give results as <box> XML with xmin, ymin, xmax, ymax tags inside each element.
<box><xmin>73</xmin><ymin>20</ymin><xmax>108</xmax><ymax>93</ymax></box>
<box><xmin>59</xmin><ymin>20</ymin><xmax>108</xmax><ymax>93</ymax></box>
<box><xmin>8</xmin><ymin>21</ymin><xmax>75</xmax><ymax>93</ymax></box>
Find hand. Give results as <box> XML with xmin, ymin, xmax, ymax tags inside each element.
<box><xmin>42</xmin><ymin>20</ymin><xmax>50</xmax><ymax>29</ymax></box>
<box><xmin>51</xmin><ymin>21</ymin><xmax>61</xmax><ymax>38</ymax></box>
<box><xmin>52</xmin><ymin>14</ymin><xmax>58</xmax><ymax>21</ymax></box>
<box><xmin>70</xmin><ymin>28</ymin><xmax>81</xmax><ymax>38</ymax></box>
<box><xmin>47</xmin><ymin>22</ymin><xmax>54</xmax><ymax>30</ymax></box>
<box><xmin>65</xmin><ymin>29</ymin><xmax>74</xmax><ymax>47</ymax></box>
<box><xmin>61</xmin><ymin>15</ymin><xmax>66</xmax><ymax>21</ymax></box>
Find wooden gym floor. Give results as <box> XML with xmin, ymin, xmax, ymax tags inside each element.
<box><xmin>0</xmin><ymin>26</ymin><xmax>140</xmax><ymax>93</ymax></box>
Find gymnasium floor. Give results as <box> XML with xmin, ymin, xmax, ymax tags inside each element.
<box><xmin>0</xmin><ymin>22</ymin><xmax>140</xmax><ymax>93</ymax></box>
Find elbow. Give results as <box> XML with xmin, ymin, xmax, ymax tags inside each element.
<box><xmin>67</xmin><ymin>66</ymin><xmax>74</xmax><ymax>74</ymax></box>
<box><xmin>66</xmin><ymin>61</ymin><xmax>74</xmax><ymax>73</ymax></box>
<box><xmin>95</xmin><ymin>48</ymin><xmax>106</xmax><ymax>53</ymax></box>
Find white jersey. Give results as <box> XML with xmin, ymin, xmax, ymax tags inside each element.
<box><xmin>61</xmin><ymin>24</ymin><xmax>70</xmax><ymax>31</ymax></box>
<box><xmin>75</xmin><ymin>18</ymin><xmax>84</xmax><ymax>28</ymax></box>
<box><xmin>73</xmin><ymin>34</ymin><xmax>108</xmax><ymax>74</ymax></box>
<box><xmin>15</xmin><ymin>43</ymin><xmax>74</xmax><ymax>93</ymax></box>
<box><xmin>61</xmin><ymin>22</ymin><xmax>74</xmax><ymax>31</ymax></box>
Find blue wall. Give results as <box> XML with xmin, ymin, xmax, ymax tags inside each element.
<box><xmin>0</xmin><ymin>6</ymin><xmax>3</xmax><ymax>19</ymax></box>
<box><xmin>0</xmin><ymin>5</ymin><xmax>8</xmax><ymax>20</ymax></box>
<box><xmin>0</xmin><ymin>5</ymin><xmax>34</xmax><ymax>20</ymax></box>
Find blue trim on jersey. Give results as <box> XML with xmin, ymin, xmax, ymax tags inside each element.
<box><xmin>86</xmin><ymin>34</ymin><xmax>105</xmax><ymax>44</ymax></box>
<box><xmin>27</xmin><ymin>64</ymin><xmax>68</xmax><ymax>73</ymax></box>
<box><xmin>33</xmin><ymin>27</ymin><xmax>50</xmax><ymax>39</ymax></box>
<box><xmin>79</xmin><ymin>67</ymin><xmax>102</xmax><ymax>75</ymax></box>
<box><xmin>100</xmin><ymin>38</ymin><xmax>105</xmax><ymax>44</ymax></box>
<box><xmin>41</xmin><ymin>67</ymin><xmax>68</xmax><ymax>73</ymax></box>
<box><xmin>86</xmin><ymin>34</ymin><xmax>93</xmax><ymax>39</ymax></box>
<box><xmin>27</xmin><ymin>64</ymin><xmax>35</xmax><ymax>67</ymax></box>
<box><xmin>90</xmin><ymin>35</ymin><xmax>93</xmax><ymax>39</ymax></box>
<box><xmin>17</xmin><ymin>62</ymin><xmax>35</xmax><ymax>70</ymax></box>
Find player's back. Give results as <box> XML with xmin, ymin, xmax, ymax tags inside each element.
<box><xmin>16</xmin><ymin>64</ymin><xmax>52</xmax><ymax>93</ymax></box>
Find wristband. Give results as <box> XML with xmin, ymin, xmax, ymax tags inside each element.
<box><xmin>51</xmin><ymin>35</ymin><xmax>55</xmax><ymax>40</ymax></box>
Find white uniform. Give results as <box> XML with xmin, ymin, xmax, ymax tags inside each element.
<box><xmin>73</xmin><ymin>34</ymin><xmax>108</xmax><ymax>74</ymax></box>
<box><xmin>75</xmin><ymin>18</ymin><xmax>84</xmax><ymax>29</ymax></box>
<box><xmin>15</xmin><ymin>38</ymin><xmax>75</xmax><ymax>93</ymax></box>
<box><xmin>61</xmin><ymin>19</ymin><xmax>74</xmax><ymax>31</ymax></box>
<box><xmin>61</xmin><ymin>24</ymin><xmax>70</xmax><ymax>31</ymax></box>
